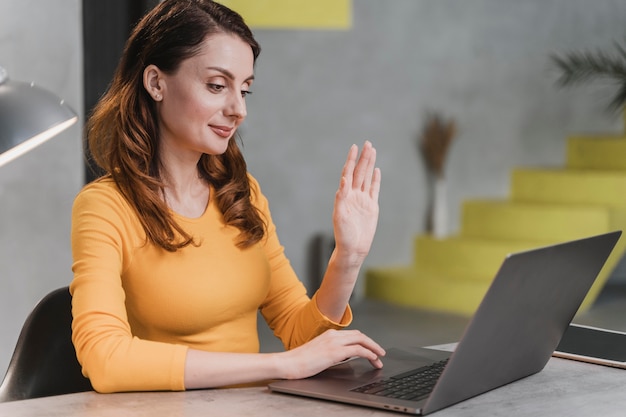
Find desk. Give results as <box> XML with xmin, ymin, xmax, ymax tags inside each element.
<box><xmin>3</xmin><ymin>292</ymin><xmax>626</xmax><ymax>416</ymax></box>
<box><xmin>0</xmin><ymin>356</ymin><xmax>624</xmax><ymax>416</ymax></box>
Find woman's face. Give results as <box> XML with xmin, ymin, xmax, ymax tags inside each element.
<box><xmin>146</xmin><ymin>32</ymin><xmax>254</xmax><ymax>161</ymax></box>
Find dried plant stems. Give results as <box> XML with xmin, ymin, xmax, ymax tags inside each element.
<box><xmin>419</xmin><ymin>113</ymin><xmax>456</xmax><ymax>179</ymax></box>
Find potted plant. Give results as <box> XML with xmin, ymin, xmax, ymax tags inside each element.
<box><xmin>551</xmin><ymin>40</ymin><xmax>626</xmax><ymax>124</ymax></box>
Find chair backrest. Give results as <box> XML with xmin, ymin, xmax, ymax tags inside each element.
<box><xmin>0</xmin><ymin>286</ymin><xmax>93</xmax><ymax>402</ymax></box>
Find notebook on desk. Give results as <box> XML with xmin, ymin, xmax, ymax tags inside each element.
<box><xmin>269</xmin><ymin>231</ymin><xmax>621</xmax><ymax>415</ymax></box>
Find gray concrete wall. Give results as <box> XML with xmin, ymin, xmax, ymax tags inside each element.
<box><xmin>1</xmin><ymin>0</ymin><xmax>625</xmax><ymax>376</ymax></box>
<box><xmin>0</xmin><ymin>0</ymin><xmax>83</xmax><ymax>376</ymax></box>
<box><xmin>242</xmin><ymin>0</ymin><xmax>626</xmax><ymax>295</ymax></box>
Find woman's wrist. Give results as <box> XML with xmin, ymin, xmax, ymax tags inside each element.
<box><xmin>328</xmin><ymin>247</ymin><xmax>366</xmax><ymax>272</ymax></box>
<box><xmin>273</xmin><ymin>350</ymin><xmax>300</xmax><ymax>380</ymax></box>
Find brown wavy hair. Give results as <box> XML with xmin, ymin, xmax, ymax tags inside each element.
<box><xmin>86</xmin><ymin>0</ymin><xmax>265</xmax><ymax>252</ymax></box>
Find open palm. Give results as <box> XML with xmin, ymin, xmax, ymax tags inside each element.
<box><xmin>332</xmin><ymin>141</ymin><xmax>381</xmax><ymax>262</ymax></box>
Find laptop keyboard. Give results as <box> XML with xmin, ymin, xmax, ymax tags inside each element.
<box><xmin>351</xmin><ymin>359</ymin><xmax>449</xmax><ymax>401</ymax></box>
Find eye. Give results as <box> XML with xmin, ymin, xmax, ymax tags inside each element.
<box><xmin>241</xmin><ymin>90</ymin><xmax>253</xmax><ymax>98</ymax></box>
<box><xmin>207</xmin><ymin>83</ymin><xmax>225</xmax><ymax>92</ymax></box>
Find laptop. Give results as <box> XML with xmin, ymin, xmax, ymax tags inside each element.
<box><xmin>554</xmin><ymin>323</ymin><xmax>626</xmax><ymax>368</ymax></box>
<box><xmin>269</xmin><ymin>231</ymin><xmax>621</xmax><ymax>415</ymax></box>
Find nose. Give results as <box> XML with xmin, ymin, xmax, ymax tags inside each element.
<box><xmin>225</xmin><ymin>90</ymin><xmax>247</xmax><ymax>120</ymax></box>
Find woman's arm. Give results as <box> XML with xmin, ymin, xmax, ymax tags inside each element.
<box><xmin>184</xmin><ymin>329</ymin><xmax>384</xmax><ymax>388</ymax></box>
<box><xmin>316</xmin><ymin>141</ymin><xmax>381</xmax><ymax>321</ymax></box>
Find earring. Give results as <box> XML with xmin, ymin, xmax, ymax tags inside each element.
<box><xmin>155</xmin><ymin>94</ymin><xmax>162</xmax><ymax>101</ymax></box>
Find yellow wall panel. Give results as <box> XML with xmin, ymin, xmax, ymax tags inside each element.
<box><xmin>217</xmin><ymin>0</ymin><xmax>352</xmax><ymax>29</ymax></box>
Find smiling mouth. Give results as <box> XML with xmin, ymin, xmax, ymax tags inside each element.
<box><xmin>210</xmin><ymin>125</ymin><xmax>233</xmax><ymax>138</ymax></box>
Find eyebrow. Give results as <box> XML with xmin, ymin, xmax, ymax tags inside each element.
<box><xmin>206</xmin><ymin>66</ymin><xmax>254</xmax><ymax>82</ymax></box>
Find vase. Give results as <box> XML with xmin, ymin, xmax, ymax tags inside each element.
<box><xmin>432</xmin><ymin>176</ymin><xmax>448</xmax><ymax>239</ymax></box>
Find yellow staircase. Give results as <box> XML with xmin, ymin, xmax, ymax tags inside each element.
<box><xmin>366</xmin><ymin>134</ymin><xmax>626</xmax><ymax>316</ymax></box>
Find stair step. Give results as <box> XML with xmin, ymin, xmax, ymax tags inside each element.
<box><xmin>365</xmin><ymin>266</ymin><xmax>491</xmax><ymax>315</ymax></box>
<box><xmin>461</xmin><ymin>199</ymin><xmax>611</xmax><ymax>241</ymax></box>
<box><xmin>511</xmin><ymin>168</ymin><xmax>626</xmax><ymax>208</ymax></box>
<box><xmin>367</xmin><ymin>231</ymin><xmax>626</xmax><ymax>315</ymax></box>
<box><xmin>412</xmin><ymin>235</ymin><xmax>549</xmax><ymax>280</ymax></box>
<box><xmin>567</xmin><ymin>135</ymin><xmax>626</xmax><ymax>170</ymax></box>
<box><xmin>365</xmin><ymin>262</ymin><xmax>604</xmax><ymax>316</ymax></box>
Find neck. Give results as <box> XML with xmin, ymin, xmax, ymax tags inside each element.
<box><xmin>160</xmin><ymin>155</ymin><xmax>210</xmax><ymax>218</ymax></box>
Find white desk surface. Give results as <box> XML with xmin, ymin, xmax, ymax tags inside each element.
<box><xmin>0</xmin><ymin>356</ymin><xmax>624</xmax><ymax>417</ymax></box>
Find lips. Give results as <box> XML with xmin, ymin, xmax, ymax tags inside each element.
<box><xmin>210</xmin><ymin>125</ymin><xmax>234</xmax><ymax>138</ymax></box>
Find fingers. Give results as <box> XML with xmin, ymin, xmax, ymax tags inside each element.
<box><xmin>351</xmin><ymin>141</ymin><xmax>375</xmax><ymax>192</ymax></box>
<box><xmin>285</xmin><ymin>330</ymin><xmax>386</xmax><ymax>379</ymax></box>
<box><xmin>340</xmin><ymin>144</ymin><xmax>358</xmax><ymax>193</ymax></box>
<box><xmin>339</xmin><ymin>141</ymin><xmax>380</xmax><ymax>197</ymax></box>
<box><xmin>341</xmin><ymin>345</ymin><xmax>384</xmax><ymax>369</ymax></box>
<box><xmin>324</xmin><ymin>329</ymin><xmax>386</xmax><ymax>368</ymax></box>
<box><xmin>362</xmin><ymin>144</ymin><xmax>377</xmax><ymax>193</ymax></box>
<box><xmin>370</xmin><ymin>167</ymin><xmax>381</xmax><ymax>201</ymax></box>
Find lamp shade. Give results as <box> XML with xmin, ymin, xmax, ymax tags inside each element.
<box><xmin>0</xmin><ymin>66</ymin><xmax>78</xmax><ymax>167</ymax></box>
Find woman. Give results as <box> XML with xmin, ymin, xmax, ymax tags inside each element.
<box><xmin>71</xmin><ymin>0</ymin><xmax>384</xmax><ymax>393</ymax></box>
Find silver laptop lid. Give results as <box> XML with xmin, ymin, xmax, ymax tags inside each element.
<box><xmin>423</xmin><ymin>230</ymin><xmax>621</xmax><ymax>414</ymax></box>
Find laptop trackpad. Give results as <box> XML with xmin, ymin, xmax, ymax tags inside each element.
<box><xmin>319</xmin><ymin>347</ymin><xmax>451</xmax><ymax>382</ymax></box>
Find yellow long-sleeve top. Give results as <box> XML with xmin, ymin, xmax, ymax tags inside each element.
<box><xmin>70</xmin><ymin>176</ymin><xmax>351</xmax><ymax>393</ymax></box>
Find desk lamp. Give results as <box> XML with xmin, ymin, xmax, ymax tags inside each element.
<box><xmin>0</xmin><ymin>66</ymin><xmax>78</xmax><ymax>167</ymax></box>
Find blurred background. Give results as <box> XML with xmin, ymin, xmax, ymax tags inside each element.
<box><xmin>1</xmin><ymin>0</ymin><xmax>625</xmax><ymax>374</ymax></box>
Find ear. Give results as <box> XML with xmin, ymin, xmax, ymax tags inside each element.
<box><xmin>143</xmin><ymin>64</ymin><xmax>164</xmax><ymax>101</ymax></box>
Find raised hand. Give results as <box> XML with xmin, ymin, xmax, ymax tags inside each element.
<box><xmin>315</xmin><ymin>141</ymin><xmax>381</xmax><ymax>322</ymax></box>
<box><xmin>333</xmin><ymin>141</ymin><xmax>381</xmax><ymax>265</ymax></box>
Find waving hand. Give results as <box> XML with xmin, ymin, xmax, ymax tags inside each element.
<box><xmin>333</xmin><ymin>141</ymin><xmax>381</xmax><ymax>264</ymax></box>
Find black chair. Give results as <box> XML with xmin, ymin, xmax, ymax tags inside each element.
<box><xmin>0</xmin><ymin>286</ymin><xmax>93</xmax><ymax>402</ymax></box>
